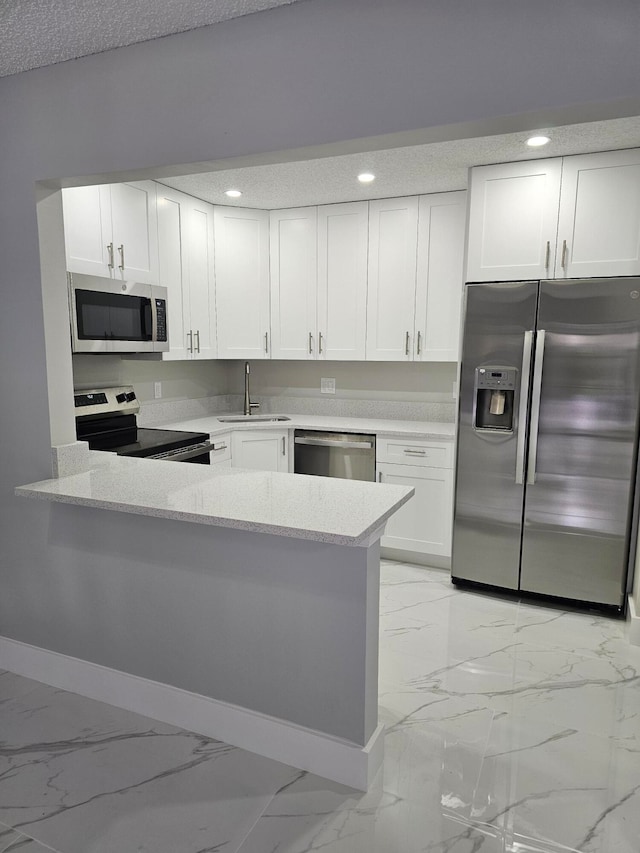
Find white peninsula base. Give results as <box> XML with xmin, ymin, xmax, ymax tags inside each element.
<box><xmin>13</xmin><ymin>456</ymin><xmax>413</xmax><ymax>790</ymax></box>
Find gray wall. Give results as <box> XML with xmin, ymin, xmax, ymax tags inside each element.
<box><xmin>2</xmin><ymin>0</ymin><xmax>639</xmax><ymax>688</ymax></box>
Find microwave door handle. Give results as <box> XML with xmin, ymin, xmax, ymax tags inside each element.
<box><xmin>515</xmin><ymin>330</ymin><xmax>534</xmax><ymax>484</ymax></box>
<box><xmin>527</xmin><ymin>330</ymin><xmax>546</xmax><ymax>485</ymax></box>
<box><xmin>145</xmin><ymin>297</ymin><xmax>155</xmax><ymax>341</ymax></box>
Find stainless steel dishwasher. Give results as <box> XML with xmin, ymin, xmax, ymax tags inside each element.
<box><xmin>294</xmin><ymin>430</ymin><xmax>376</xmax><ymax>481</ymax></box>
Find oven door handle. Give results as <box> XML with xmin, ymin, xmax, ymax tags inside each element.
<box><xmin>294</xmin><ymin>437</ymin><xmax>374</xmax><ymax>450</ymax></box>
<box><xmin>149</xmin><ymin>441</ymin><xmax>212</xmax><ymax>462</ymax></box>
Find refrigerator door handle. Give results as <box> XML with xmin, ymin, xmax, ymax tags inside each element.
<box><xmin>527</xmin><ymin>329</ymin><xmax>546</xmax><ymax>485</ymax></box>
<box><xmin>515</xmin><ymin>330</ymin><xmax>534</xmax><ymax>484</ymax></box>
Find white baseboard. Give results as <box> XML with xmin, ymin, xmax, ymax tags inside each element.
<box><xmin>627</xmin><ymin>595</ymin><xmax>640</xmax><ymax>647</ymax></box>
<box><xmin>0</xmin><ymin>636</ymin><xmax>384</xmax><ymax>791</ymax></box>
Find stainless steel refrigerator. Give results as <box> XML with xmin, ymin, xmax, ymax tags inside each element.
<box><xmin>452</xmin><ymin>278</ymin><xmax>640</xmax><ymax>610</ymax></box>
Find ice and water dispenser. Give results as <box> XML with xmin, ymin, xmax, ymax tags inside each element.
<box><xmin>473</xmin><ymin>366</ymin><xmax>517</xmax><ymax>432</ymax></box>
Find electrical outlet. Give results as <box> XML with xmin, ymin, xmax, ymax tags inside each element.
<box><xmin>321</xmin><ymin>378</ymin><xmax>336</xmax><ymax>394</ymax></box>
<box><xmin>154</xmin><ymin>381</ymin><xmax>162</xmax><ymax>399</ymax></box>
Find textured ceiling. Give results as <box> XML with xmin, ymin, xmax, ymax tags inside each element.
<box><xmin>159</xmin><ymin>116</ymin><xmax>640</xmax><ymax>209</ymax></box>
<box><xmin>0</xmin><ymin>0</ymin><xmax>302</xmax><ymax>77</ymax></box>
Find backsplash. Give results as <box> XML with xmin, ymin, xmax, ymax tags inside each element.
<box><xmin>137</xmin><ymin>394</ymin><xmax>240</xmax><ymax>426</ymax></box>
<box><xmin>253</xmin><ymin>395</ymin><xmax>456</xmax><ymax>422</ymax></box>
<box><xmin>140</xmin><ymin>393</ymin><xmax>455</xmax><ymax>425</ymax></box>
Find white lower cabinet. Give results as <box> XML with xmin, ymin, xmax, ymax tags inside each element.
<box><xmin>231</xmin><ymin>430</ymin><xmax>289</xmax><ymax>472</ymax></box>
<box><xmin>377</xmin><ymin>438</ymin><xmax>453</xmax><ymax>559</ymax></box>
<box><xmin>209</xmin><ymin>434</ymin><xmax>232</xmax><ymax>467</ymax></box>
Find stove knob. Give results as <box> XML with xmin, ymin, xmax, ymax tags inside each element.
<box><xmin>125</xmin><ymin>392</ymin><xmax>136</xmax><ymax>402</ymax></box>
<box><xmin>116</xmin><ymin>393</ymin><xmax>127</xmax><ymax>404</ymax></box>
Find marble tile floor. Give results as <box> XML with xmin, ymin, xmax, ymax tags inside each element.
<box><xmin>1</xmin><ymin>560</ymin><xmax>639</xmax><ymax>852</ymax></box>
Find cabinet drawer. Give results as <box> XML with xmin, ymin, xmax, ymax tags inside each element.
<box><xmin>376</xmin><ymin>437</ymin><xmax>452</xmax><ymax>468</ymax></box>
<box><xmin>209</xmin><ymin>433</ymin><xmax>231</xmax><ymax>464</ymax></box>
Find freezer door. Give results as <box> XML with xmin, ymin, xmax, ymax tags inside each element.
<box><xmin>452</xmin><ymin>281</ymin><xmax>538</xmax><ymax>589</ymax></box>
<box><xmin>520</xmin><ymin>278</ymin><xmax>640</xmax><ymax>606</ymax></box>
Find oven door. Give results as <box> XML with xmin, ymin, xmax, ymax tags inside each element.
<box><xmin>69</xmin><ymin>274</ymin><xmax>168</xmax><ymax>353</ymax></box>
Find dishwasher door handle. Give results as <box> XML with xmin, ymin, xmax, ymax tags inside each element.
<box><xmin>294</xmin><ymin>437</ymin><xmax>374</xmax><ymax>450</ymax></box>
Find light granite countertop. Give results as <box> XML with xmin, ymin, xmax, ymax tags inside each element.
<box><xmin>155</xmin><ymin>413</ymin><xmax>457</xmax><ymax>441</ymax></box>
<box><xmin>16</xmin><ymin>454</ymin><xmax>414</xmax><ymax>546</ymax></box>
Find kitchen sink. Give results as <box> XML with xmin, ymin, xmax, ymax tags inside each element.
<box><xmin>218</xmin><ymin>414</ymin><xmax>291</xmax><ymax>423</ymax></box>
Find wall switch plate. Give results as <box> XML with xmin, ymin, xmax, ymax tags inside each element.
<box><xmin>321</xmin><ymin>378</ymin><xmax>336</xmax><ymax>394</ymax></box>
<box><xmin>154</xmin><ymin>381</ymin><xmax>162</xmax><ymax>399</ymax></box>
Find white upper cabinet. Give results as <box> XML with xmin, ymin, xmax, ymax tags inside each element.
<box><xmin>156</xmin><ymin>186</ymin><xmax>189</xmax><ymax>360</ymax></box>
<box><xmin>317</xmin><ymin>202</ymin><xmax>369</xmax><ymax>360</ymax></box>
<box><xmin>156</xmin><ymin>186</ymin><xmax>216</xmax><ymax>360</ymax></box>
<box><xmin>415</xmin><ymin>192</ymin><xmax>467</xmax><ymax>362</ymax></box>
<box><xmin>555</xmin><ymin>149</ymin><xmax>640</xmax><ymax>279</ymax></box>
<box><xmin>62</xmin><ymin>181</ymin><xmax>158</xmax><ymax>284</ymax></box>
<box><xmin>214</xmin><ymin>206</ymin><xmax>271</xmax><ymax>359</ymax></box>
<box><xmin>270</xmin><ymin>208</ymin><xmax>317</xmax><ymax>360</ymax></box>
<box><xmin>465</xmin><ymin>159</ymin><xmax>563</xmax><ymax>282</ymax></box>
<box><xmin>366</xmin><ymin>197</ymin><xmax>419</xmax><ymax>360</ymax></box>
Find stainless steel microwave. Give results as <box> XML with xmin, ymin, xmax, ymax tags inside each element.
<box><xmin>68</xmin><ymin>273</ymin><xmax>169</xmax><ymax>353</ymax></box>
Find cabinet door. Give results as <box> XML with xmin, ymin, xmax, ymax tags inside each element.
<box><xmin>556</xmin><ymin>149</ymin><xmax>640</xmax><ymax>278</ymax></box>
<box><xmin>378</xmin><ymin>463</ymin><xmax>453</xmax><ymax>557</ymax></box>
<box><xmin>231</xmin><ymin>430</ymin><xmax>289</xmax><ymax>472</ymax></box>
<box><xmin>366</xmin><ymin>197</ymin><xmax>419</xmax><ymax>360</ymax></box>
<box><xmin>214</xmin><ymin>206</ymin><xmax>271</xmax><ymax>359</ymax></box>
<box><xmin>62</xmin><ymin>185</ymin><xmax>113</xmax><ymax>277</ymax></box>
<box><xmin>270</xmin><ymin>208</ymin><xmax>317</xmax><ymax>359</ymax></box>
<box><xmin>466</xmin><ymin>159</ymin><xmax>562</xmax><ymax>282</ymax></box>
<box><xmin>186</xmin><ymin>198</ymin><xmax>217</xmax><ymax>359</ymax></box>
<box><xmin>415</xmin><ymin>191</ymin><xmax>467</xmax><ymax>362</ymax></box>
<box><xmin>317</xmin><ymin>202</ymin><xmax>369</xmax><ymax>360</ymax></box>
<box><xmin>156</xmin><ymin>186</ymin><xmax>190</xmax><ymax>360</ymax></box>
<box><xmin>109</xmin><ymin>181</ymin><xmax>158</xmax><ymax>284</ymax></box>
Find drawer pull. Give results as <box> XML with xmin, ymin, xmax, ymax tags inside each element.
<box><xmin>212</xmin><ymin>443</ymin><xmax>228</xmax><ymax>451</ymax></box>
<box><xmin>404</xmin><ymin>449</ymin><xmax>427</xmax><ymax>456</ymax></box>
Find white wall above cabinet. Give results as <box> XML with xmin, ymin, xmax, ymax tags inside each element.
<box><xmin>214</xmin><ymin>206</ymin><xmax>271</xmax><ymax>360</ymax></box>
<box><xmin>466</xmin><ymin>148</ymin><xmax>640</xmax><ymax>282</ymax></box>
<box><xmin>62</xmin><ymin>181</ymin><xmax>158</xmax><ymax>284</ymax></box>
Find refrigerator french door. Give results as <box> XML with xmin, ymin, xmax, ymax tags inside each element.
<box><xmin>452</xmin><ymin>278</ymin><xmax>640</xmax><ymax>609</ymax></box>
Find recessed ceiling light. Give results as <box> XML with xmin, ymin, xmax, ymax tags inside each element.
<box><xmin>526</xmin><ymin>135</ymin><xmax>550</xmax><ymax>148</ymax></box>
<box><xmin>225</xmin><ymin>189</ymin><xmax>242</xmax><ymax>198</ymax></box>
<box><xmin>357</xmin><ymin>172</ymin><xmax>376</xmax><ymax>184</ymax></box>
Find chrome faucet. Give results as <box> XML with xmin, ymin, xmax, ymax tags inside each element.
<box><xmin>243</xmin><ymin>361</ymin><xmax>260</xmax><ymax>416</ymax></box>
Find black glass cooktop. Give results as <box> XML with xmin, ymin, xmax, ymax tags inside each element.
<box><xmin>89</xmin><ymin>426</ymin><xmax>210</xmax><ymax>458</ymax></box>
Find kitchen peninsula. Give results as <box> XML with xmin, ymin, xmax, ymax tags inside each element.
<box><xmin>15</xmin><ymin>452</ymin><xmax>413</xmax><ymax>790</ymax></box>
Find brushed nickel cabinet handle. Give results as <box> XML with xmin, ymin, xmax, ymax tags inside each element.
<box><xmin>107</xmin><ymin>242</ymin><xmax>114</xmax><ymax>270</ymax></box>
<box><xmin>308</xmin><ymin>332</ymin><xmax>313</xmax><ymax>354</ymax></box>
<box><xmin>118</xmin><ymin>244</ymin><xmax>125</xmax><ymax>271</ymax></box>
<box><xmin>405</xmin><ymin>331</ymin><xmax>410</xmax><ymax>356</ymax></box>
<box><xmin>561</xmin><ymin>239</ymin><xmax>568</xmax><ymax>270</ymax></box>
<box><xmin>545</xmin><ymin>240</ymin><xmax>550</xmax><ymax>270</ymax></box>
<box><xmin>404</xmin><ymin>448</ymin><xmax>426</xmax><ymax>456</ymax></box>
<box><xmin>378</xmin><ymin>471</ymin><xmax>382</xmax><ymax>483</ymax></box>
<box><xmin>282</xmin><ymin>436</ymin><xmax>286</xmax><ymax>456</ymax></box>
<box><xmin>416</xmin><ymin>330</ymin><xmax>422</xmax><ymax>356</ymax></box>
<box><xmin>264</xmin><ymin>332</ymin><xmax>269</xmax><ymax>354</ymax></box>
<box><xmin>194</xmin><ymin>329</ymin><xmax>200</xmax><ymax>353</ymax></box>
<box><xmin>187</xmin><ymin>330</ymin><xmax>193</xmax><ymax>354</ymax></box>
<box><xmin>319</xmin><ymin>332</ymin><xmax>324</xmax><ymax>354</ymax></box>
